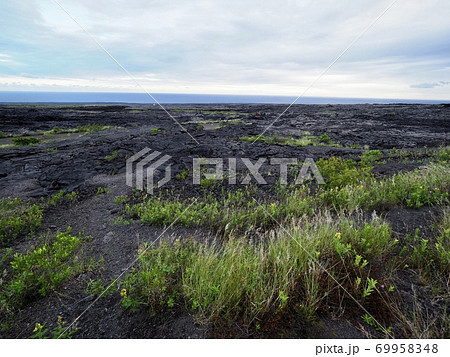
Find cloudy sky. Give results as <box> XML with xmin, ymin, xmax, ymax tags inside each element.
<box><xmin>0</xmin><ymin>0</ymin><xmax>449</xmax><ymax>100</ymax></box>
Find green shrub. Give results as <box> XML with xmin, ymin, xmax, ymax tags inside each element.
<box><xmin>12</xmin><ymin>137</ymin><xmax>40</xmax><ymax>146</ymax></box>
<box><xmin>361</xmin><ymin>150</ymin><xmax>383</xmax><ymax>166</ymax></box>
<box><xmin>404</xmin><ymin>210</ymin><xmax>450</xmax><ymax>277</ymax></box>
<box><xmin>104</xmin><ymin>150</ymin><xmax>119</xmax><ymax>162</ymax></box>
<box><xmin>239</xmin><ymin>134</ymin><xmax>341</xmax><ymax>147</ymax></box>
<box><xmin>122</xmin><ymin>188</ymin><xmax>313</xmax><ymax>233</ymax></box>
<box><xmin>121</xmin><ymin>241</ymin><xmax>193</xmax><ymax>312</ymax></box>
<box><xmin>30</xmin><ymin>317</ymin><xmax>76</xmax><ymax>339</ymax></box>
<box><xmin>0</xmin><ymin>228</ymin><xmax>89</xmax><ymax>308</ymax></box>
<box><xmin>122</xmin><ymin>215</ymin><xmax>393</xmax><ymax>325</ymax></box>
<box><xmin>176</xmin><ymin>169</ymin><xmax>189</xmax><ymax>180</ymax></box>
<box><xmin>319</xmin><ymin>164</ymin><xmax>449</xmax><ymax>211</ymax></box>
<box><xmin>51</xmin><ymin>126</ymin><xmax>63</xmax><ymax>133</ymax></box>
<box><xmin>319</xmin><ymin>133</ymin><xmax>332</xmax><ymax>143</ymax></box>
<box><xmin>436</xmin><ymin>146</ymin><xmax>450</xmax><ymax>164</ymax></box>
<box><xmin>339</xmin><ymin>219</ymin><xmax>394</xmax><ymax>258</ymax></box>
<box><xmin>0</xmin><ymin>198</ymin><xmax>43</xmax><ymax>244</ymax></box>
<box><xmin>76</xmin><ymin>124</ymin><xmax>110</xmax><ymax>133</ymax></box>
<box><xmin>316</xmin><ymin>157</ymin><xmax>373</xmax><ymax>189</ymax></box>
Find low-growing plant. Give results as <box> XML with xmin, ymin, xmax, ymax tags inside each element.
<box><xmin>76</xmin><ymin>124</ymin><xmax>110</xmax><ymax>133</ymax></box>
<box><xmin>122</xmin><ymin>187</ymin><xmax>313</xmax><ymax>233</ymax></box>
<box><xmin>65</xmin><ymin>191</ymin><xmax>77</xmax><ymax>201</ymax></box>
<box><xmin>51</xmin><ymin>126</ymin><xmax>63</xmax><ymax>133</ymax></box>
<box><xmin>319</xmin><ymin>133</ymin><xmax>332</xmax><ymax>143</ymax></box>
<box><xmin>121</xmin><ymin>241</ymin><xmax>193</xmax><ymax>313</ymax></box>
<box><xmin>49</xmin><ymin>190</ymin><xmax>65</xmax><ymax>206</ymax></box>
<box><xmin>318</xmin><ymin>164</ymin><xmax>449</xmax><ymax>211</ymax></box>
<box><xmin>85</xmin><ymin>278</ymin><xmax>117</xmax><ymax>297</ymax></box>
<box><xmin>176</xmin><ymin>169</ymin><xmax>189</xmax><ymax>180</ymax></box>
<box><xmin>316</xmin><ymin>157</ymin><xmax>373</xmax><ymax>189</ymax></box>
<box><xmin>96</xmin><ymin>186</ymin><xmax>108</xmax><ymax>195</ymax></box>
<box><xmin>30</xmin><ymin>316</ymin><xmax>77</xmax><ymax>339</ymax></box>
<box><xmin>113</xmin><ymin>195</ymin><xmax>129</xmax><ymax>204</ymax></box>
<box><xmin>104</xmin><ymin>150</ymin><xmax>119</xmax><ymax>162</ymax></box>
<box><xmin>12</xmin><ymin>137</ymin><xmax>40</xmax><ymax>146</ymax></box>
<box><xmin>48</xmin><ymin>190</ymin><xmax>77</xmax><ymax>206</ymax></box>
<box><xmin>361</xmin><ymin>150</ymin><xmax>383</xmax><ymax>166</ymax></box>
<box><xmin>0</xmin><ymin>228</ymin><xmax>90</xmax><ymax>309</ymax></box>
<box><xmin>239</xmin><ymin>133</ymin><xmax>341</xmax><ymax>148</ymax></box>
<box><xmin>122</xmin><ymin>214</ymin><xmax>392</xmax><ymax>326</ymax></box>
<box><xmin>0</xmin><ymin>198</ymin><xmax>43</xmax><ymax>244</ymax></box>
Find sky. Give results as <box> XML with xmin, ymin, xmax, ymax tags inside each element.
<box><xmin>0</xmin><ymin>0</ymin><xmax>449</xmax><ymax>100</ymax></box>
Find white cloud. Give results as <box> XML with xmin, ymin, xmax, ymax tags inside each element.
<box><xmin>0</xmin><ymin>0</ymin><xmax>449</xmax><ymax>100</ymax></box>
<box><xmin>411</xmin><ymin>81</ymin><xmax>450</xmax><ymax>89</ymax></box>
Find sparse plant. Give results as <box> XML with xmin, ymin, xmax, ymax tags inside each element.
<box><xmin>104</xmin><ymin>150</ymin><xmax>119</xmax><ymax>162</ymax></box>
<box><xmin>12</xmin><ymin>137</ymin><xmax>40</xmax><ymax>146</ymax></box>
<box><xmin>0</xmin><ymin>198</ymin><xmax>43</xmax><ymax>244</ymax></box>
<box><xmin>0</xmin><ymin>228</ymin><xmax>90</xmax><ymax>308</ymax></box>
<box><xmin>30</xmin><ymin>317</ymin><xmax>77</xmax><ymax>339</ymax></box>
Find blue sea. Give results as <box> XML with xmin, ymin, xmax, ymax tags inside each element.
<box><xmin>0</xmin><ymin>91</ymin><xmax>448</xmax><ymax>104</ymax></box>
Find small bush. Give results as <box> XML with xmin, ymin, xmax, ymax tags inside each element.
<box><xmin>104</xmin><ymin>150</ymin><xmax>119</xmax><ymax>162</ymax></box>
<box><xmin>122</xmin><ymin>215</ymin><xmax>393</xmax><ymax>325</ymax></box>
<box><xmin>51</xmin><ymin>126</ymin><xmax>63</xmax><ymax>133</ymax></box>
<box><xmin>0</xmin><ymin>198</ymin><xmax>43</xmax><ymax>244</ymax></box>
<box><xmin>316</xmin><ymin>157</ymin><xmax>373</xmax><ymax>189</ymax></box>
<box><xmin>319</xmin><ymin>134</ymin><xmax>332</xmax><ymax>143</ymax></box>
<box><xmin>0</xmin><ymin>228</ymin><xmax>89</xmax><ymax>308</ymax></box>
<box><xmin>122</xmin><ymin>188</ymin><xmax>313</xmax><ymax>233</ymax></box>
<box><xmin>76</xmin><ymin>124</ymin><xmax>110</xmax><ymax>133</ymax></box>
<box><xmin>12</xmin><ymin>137</ymin><xmax>40</xmax><ymax>146</ymax></box>
<box><xmin>121</xmin><ymin>241</ymin><xmax>193</xmax><ymax>312</ymax></box>
<box><xmin>361</xmin><ymin>150</ymin><xmax>383</xmax><ymax>166</ymax></box>
<box><xmin>239</xmin><ymin>134</ymin><xmax>341</xmax><ymax>147</ymax></box>
<box><xmin>176</xmin><ymin>169</ymin><xmax>189</xmax><ymax>180</ymax></box>
<box><xmin>318</xmin><ymin>164</ymin><xmax>449</xmax><ymax>211</ymax></box>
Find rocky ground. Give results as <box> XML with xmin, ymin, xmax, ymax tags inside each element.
<box><xmin>0</xmin><ymin>103</ymin><xmax>448</xmax><ymax>338</ymax></box>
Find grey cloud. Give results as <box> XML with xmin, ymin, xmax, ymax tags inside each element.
<box><xmin>411</xmin><ymin>81</ymin><xmax>450</xmax><ymax>89</ymax></box>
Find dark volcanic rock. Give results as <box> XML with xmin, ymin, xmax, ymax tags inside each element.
<box><xmin>1</xmin><ymin>103</ymin><xmax>449</xmax><ymax>197</ymax></box>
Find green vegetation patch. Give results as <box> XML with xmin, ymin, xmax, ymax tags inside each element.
<box><xmin>0</xmin><ymin>198</ymin><xmax>43</xmax><ymax>245</ymax></box>
<box><xmin>121</xmin><ymin>187</ymin><xmax>313</xmax><ymax>234</ymax></box>
<box><xmin>0</xmin><ymin>228</ymin><xmax>90</xmax><ymax>309</ymax></box>
<box><xmin>182</xmin><ymin>119</ymin><xmax>243</xmax><ymax>125</ymax></box>
<box><xmin>316</xmin><ymin>156</ymin><xmax>373</xmax><ymax>189</ymax></box>
<box><xmin>174</xmin><ymin>109</ymin><xmax>244</xmax><ymax>116</ymax></box>
<box><xmin>44</xmin><ymin>124</ymin><xmax>111</xmax><ymax>136</ymax></box>
<box><xmin>121</xmin><ymin>215</ymin><xmax>395</xmax><ymax>325</ymax></box>
<box><xmin>319</xmin><ymin>164</ymin><xmax>449</xmax><ymax>211</ymax></box>
<box><xmin>239</xmin><ymin>133</ymin><xmax>341</xmax><ymax>147</ymax></box>
<box><xmin>75</xmin><ymin>124</ymin><xmax>111</xmax><ymax>133</ymax></box>
<box><xmin>104</xmin><ymin>150</ymin><xmax>119</xmax><ymax>162</ymax></box>
<box><xmin>12</xmin><ymin>137</ymin><xmax>41</xmax><ymax>146</ymax></box>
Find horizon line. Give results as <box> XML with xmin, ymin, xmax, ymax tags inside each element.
<box><xmin>0</xmin><ymin>90</ymin><xmax>449</xmax><ymax>105</ymax></box>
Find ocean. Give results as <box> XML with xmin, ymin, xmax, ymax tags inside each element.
<box><xmin>0</xmin><ymin>91</ymin><xmax>447</xmax><ymax>105</ymax></box>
